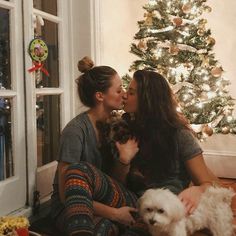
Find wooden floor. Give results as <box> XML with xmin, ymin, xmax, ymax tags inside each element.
<box><xmin>220</xmin><ymin>178</ymin><xmax>236</xmax><ymax>226</ymax></box>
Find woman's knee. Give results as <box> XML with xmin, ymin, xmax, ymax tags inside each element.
<box><xmin>67</xmin><ymin>161</ymin><xmax>92</xmax><ymax>172</ymax></box>
<box><xmin>65</xmin><ymin>162</ymin><xmax>96</xmax><ymax>179</ymax></box>
<box><xmin>65</xmin><ymin>162</ymin><xmax>98</xmax><ymax>190</ymax></box>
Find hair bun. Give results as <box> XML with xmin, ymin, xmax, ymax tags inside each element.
<box><xmin>78</xmin><ymin>56</ymin><xmax>94</xmax><ymax>73</ymax></box>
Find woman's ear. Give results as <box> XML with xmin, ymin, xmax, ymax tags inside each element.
<box><xmin>95</xmin><ymin>91</ymin><xmax>104</xmax><ymax>102</ymax></box>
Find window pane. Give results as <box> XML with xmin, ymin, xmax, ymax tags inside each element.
<box><xmin>34</xmin><ymin>20</ymin><xmax>59</xmax><ymax>88</ymax></box>
<box><xmin>0</xmin><ymin>8</ymin><xmax>11</xmax><ymax>89</ymax></box>
<box><xmin>33</xmin><ymin>0</ymin><xmax>57</xmax><ymax>16</ymax></box>
<box><xmin>0</xmin><ymin>97</ymin><xmax>14</xmax><ymax>181</ymax></box>
<box><xmin>36</xmin><ymin>95</ymin><xmax>60</xmax><ymax>167</ymax></box>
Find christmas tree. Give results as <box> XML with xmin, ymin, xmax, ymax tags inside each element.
<box><xmin>128</xmin><ymin>0</ymin><xmax>236</xmax><ymax>140</ymax></box>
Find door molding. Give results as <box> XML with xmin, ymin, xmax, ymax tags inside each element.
<box><xmin>90</xmin><ymin>0</ymin><xmax>101</xmax><ymax>65</ymax></box>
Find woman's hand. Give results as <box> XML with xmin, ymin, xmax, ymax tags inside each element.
<box><xmin>116</xmin><ymin>138</ymin><xmax>139</xmax><ymax>165</ymax></box>
<box><xmin>182</xmin><ymin>155</ymin><xmax>218</xmax><ymax>215</ymax></box>
<box><xmin>112</xmin><ymin>206</ymin><xmax>138</xmax><ymax>226</ymax></box>
<box><xmin>178</xmin><ymin>185</ymin><xmax>205</xmax><ymax>215</ymax></box>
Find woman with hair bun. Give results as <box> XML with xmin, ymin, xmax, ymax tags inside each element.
<box><xmin>50</xmin><ymin>57</ymin><xmax>139</xmax><ymax>236</ymax></box>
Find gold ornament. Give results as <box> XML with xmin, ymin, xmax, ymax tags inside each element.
<box><xmin>157</xmin><ymin>68</ymin><xmax>165</xmax><ymax>75</ymax></box>
<box><xmin>231</xmin><ymin>127</ymin><xmax>236</xmax><ymax>134</ymax></box>
<box><xmin>137</xmin><ymin>40</ymin><xmax>147</xmax><ymax>50</ymax></box>
<box><xmin>202</xmin><ymin>57</ymin><xmax>210</xmax><ymax>67</ymax></box>
<box><xmin>206</xmin><ymin>37</ymin><xmax>216</xmax><ymax>46</ymax></box>
<box><xmin>182</xmin><ymin>3</ymin><xmax>192</xmax><ymax>14</ymax></box>
<box><xmin>198</xmin><ymin>19</ymin><xmax>207</xmax><ymax>30</ymax></box>
<box><xmin>173</xmin><ymin>17</ymin><xmax>183</xmax><ymax>27</ymax></box>
<box><xmin>204</xmin><ymin>6</ymin><xmax>212</xmax><ymax>13</ymax></box>
<box><xmin>144</xmin><ymin>12</ymin><xmax>155</xmax><ymax>26</ymax></box>
<box><xmin>202</xmin><ymin>125</ymin><xmax>213</xmax><ymax>136</ymax></box>
<box><xmin>152</xmin><ymin>55</ymin><xmax>158</xmax><ymax>60</ymax></box>
<box><xmin>185</xmin><ymin>62</ymin><xmax>193</xmax><ymax>69</ymax></box>
<box><xmin>199</xmin><ymin>54</ymin><xmax>210</xmax><ymax>67</ymax></box>
<box><xmin>222</xmin><ymin>126</ymin><xmax>230</xmax><ymax>134</ymax></box>
<box><xmin>169</xmin><ymin>45</ymin><xmax>180</xmax><ymax>55</ymax></box>
<box><xmin>198</xmin><ymin>25</ymin><xmax>205</xmax><ymax>31</ymax></box>
<box><xmin>211</xmin><ymin>67</ymin><xmax>223</xmax><ymax>77</ymax></box>
<box><xmin>197</xmin><ymin>29</ymin><xmax>205</xmax><ymax>36</ymax></box>
<box><xmin>199</xmin><ymin>19</ymin><xmax>207</xmax><ymax>25</ymax></box>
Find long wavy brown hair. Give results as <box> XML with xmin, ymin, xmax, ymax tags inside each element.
<box><xmin>133</xmin><ymin>70</ymin><xmax>191</xmax><ymax>179</ymax></box>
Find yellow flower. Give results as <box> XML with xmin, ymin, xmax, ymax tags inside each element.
<box><xmin>0</xmin><ymin>216</ymin><xmax>29</xmax><ymax>235</ymax></box>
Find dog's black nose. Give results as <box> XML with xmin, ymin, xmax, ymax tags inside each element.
<box><xmin>149</xmin><ymin>219</ymin><xmax>156</xmax><ymax>225</ymax></box>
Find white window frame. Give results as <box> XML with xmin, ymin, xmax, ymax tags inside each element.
<box><xmin>23</xmin><ymin>0</ymin><xmax>72</xmax><ymax>205</ymax></box>
<box><xmin>0</xmin><ymin>0</ymin><xmax>26</xmax><ymax>215</ymax></box>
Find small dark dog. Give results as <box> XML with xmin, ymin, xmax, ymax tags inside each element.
<box><xmin>97</xmin><ymin>112</ymin><xmax>137</xmax><ymax>173</ymax></box>
<box><xmin>97</xmin><ymin>113</ymin><xmax>146</xmax><ymax>194</ymax></box>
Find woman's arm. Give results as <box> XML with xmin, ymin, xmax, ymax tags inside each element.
<box><xmin>111</xmin><ymin>161</ymin><xmax>131</xmax><ymax>184</ymax></box>
<box><xmin>185</xmin><ymin>153</ymin><xmax>219</xmax><ymax>187</ymax></box>
<box><xmin>178</xmin><ymin>154</ymin><xmax>219</xmax><ymax>214</ymax></box>
<box><xmin>111</xmin><ymin>139</ymin><xmax>139</xmax><ymax>184</ymax></box>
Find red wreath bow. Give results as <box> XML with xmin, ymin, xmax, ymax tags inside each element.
<box><xmin>28</xmin><ymin>61</ymin><xmax>49</xmax><ymax>76</ymax></box>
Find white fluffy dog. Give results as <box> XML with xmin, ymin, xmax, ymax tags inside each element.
<box><xmin>138</xmin><ymin>186</ymin><xmax>235</xmax><ymax>236</ymax></box>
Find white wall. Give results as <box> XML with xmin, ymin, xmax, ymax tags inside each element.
<box><xmin>98</xmin><ymin>0</ymin><xmax>236</xmax><ymax>157</ymax></box>
<box><xmin>71</xmin><ymin>0</ymin><xmax>93</xmax><ymax>115</ymax></box>
<box><xmin>99</xmin><ymin>0</ymin><xmax>147</xmax><ymax>75</ymax></box>
<box><xmin>206</xmin><ymin>0</ymin><xmax>236</xmax><ymax>102</ymax></box>
<box><xmin>201</xmin><ymin>0</ymin><xmax>236</xmax><ymax>155</ymax></box>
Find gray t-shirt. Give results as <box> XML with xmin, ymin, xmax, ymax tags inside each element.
<box><xmin>173</xmin><ymin>128</ymin><xmax>203</xmax><ymax>191</ymax></box>
<box><xmin>51</xmin><ymin>112</ymin><xmax>102</xmax><ymax>218</ymax></box>
<box><xmin>127</xmin><ymin>128</ymin><xmax>203</xmax><ymax>196</ymax></box>
<box><xmin>58</xmin><ymin>112</ymin><xmax>102</xmax><ymax>167</ymax></box>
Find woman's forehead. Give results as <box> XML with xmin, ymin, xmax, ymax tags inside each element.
<box><xmin>111</xmin><ymin>74</ymin><xmax>122</xmax><ymax>86</ymax></box>
<box><xmin>128</xmin><ymin>79</ymin><xmax>137</xmax><ymax>89</ymax></box>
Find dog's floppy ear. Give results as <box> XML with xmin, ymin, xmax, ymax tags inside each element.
<box><xmin>137</xmin><ymin>194</ymin><xmax>148</xmax><ymax>216</ymax></box>
<box><xmin>137</xmin><ymin>196</ymin><xmax>143</xmax><ymax>211</ymax></box>
<box><xmin>168</xmin><ymin>196</ymin><xmax>185</xmax><ymax>222</ymax></box>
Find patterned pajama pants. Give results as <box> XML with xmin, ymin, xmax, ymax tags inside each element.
<box><xmin>55</xmin><ymin>162</ymin><xmax>149</xmax><ymax>236</ymax></box>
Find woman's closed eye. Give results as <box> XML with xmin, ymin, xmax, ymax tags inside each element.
<box><xmin>128</xmin><ymin>91</ymin><xmax>135</xmax><ymax>96</ymax></box>
<box><xmin>127</xmin><ymin>87</ymin><xmax>136</xmax><ymax>95</ymax></box>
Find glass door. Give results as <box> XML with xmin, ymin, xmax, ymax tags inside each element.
<box><xmin>0</xmin><ymin>0</ymin><xmax>72</xmax><ymax>215</ymax></box>
<box><xmin>0</xmin><ymin>0</ymin><xmax>26</xmax><ymax>215</ymax></box>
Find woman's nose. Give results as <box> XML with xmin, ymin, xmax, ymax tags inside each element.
<box><xmin>122</xmin><ymin>92</ymin><xmax>127</xmax><ymax>99</ymax></box>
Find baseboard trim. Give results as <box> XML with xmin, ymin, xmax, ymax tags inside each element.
<box><xmin>8</xmin><ymin>206</ymin><xmax>32</xmax><ymax>217</ymax></box>
<box><xmin>204</xmin><ymin>152</ymin><xmax>236</xmax><ymax>179</ymax></box>
<box><xmin>204</xmin><ymin>150</ymin><xmax>236</xmax><ymax>157</ymax></box>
